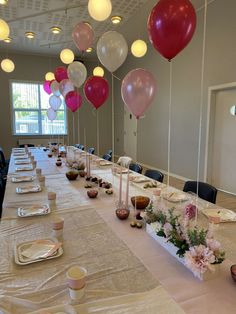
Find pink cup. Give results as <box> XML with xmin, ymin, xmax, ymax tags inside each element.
<box><xmin>208</xmin><ymin>216</ymin><xmax>221</xmax><ymax>224</ymax></box>
<box><xmin>66</xmin><ymin>266</ymin><xmax>87</xmax><ymax>290</ymax></box>
<box><xmin>52</xmin><ymin>216</ymin><xmax>64</xmax><ymax>230</ymax></box>
<box><xmin>153</xmin><ymin>188</ymin><xmax>161</xmax><ymax>196</ymax></box>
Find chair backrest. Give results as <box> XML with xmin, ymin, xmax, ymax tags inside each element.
<box><xmin>0</xmin><ymin>147</ymin><xmax>6</xmax><ymax>168</ymax></box>
<box><xmin>88</xmin><ymin>147</ymin><xmax>95</xmax><ymax>154</ymax></box>
<box><xmin>117</xmin><ymin>156</ymin><xmax>132</xmax><ymax>168</ymax></box>
<box><xmin>129</xmin><ymin>163</ymin><xmax>143</xmax><ymax>174</ymax></box>
<box><xmin>107</xmin><ymin>149</ymin><xmax>112</xmax><ymax>157</ymax></box>
<box><xmin>145</xmin><ymin>169</ymin><xmax>164</xmax><ymax>183</ymax></box>
<box><xmin>183</xmin><ymin>181</ymin><xmax>218</xmax><ymax>204</ymax></box>
<box><xmin>103</xmin><ymin>154</ymin><xmax>112</xmax><ymax>161</ymax></box>
<box><xmin>19</xmin><ymin>144</ymin><xmax>35</xmax><ymax>148</ymax></box>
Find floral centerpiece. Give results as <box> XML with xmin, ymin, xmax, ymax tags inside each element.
<box><xmin>145</xmin><ymin>206</ymin><xmax>225</xmax><ymax>280</ymax></box>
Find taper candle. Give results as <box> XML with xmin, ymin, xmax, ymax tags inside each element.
<box><xmin>125</xmin><ymin>169</ymin><xmax>129</xmax><ymax>209</ymax></box>
<box><xmin>118</xmin><ymin>166</ymin><xmax>123</xmax><ymax>206</ymax></box>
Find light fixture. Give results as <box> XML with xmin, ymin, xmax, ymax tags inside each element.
<box><xmin>1</xmin><ymin>58</ymin><xmax>15</xmax><ymax>73</ymax></box>
<box><xmin>88</xmin><ymin>0</ymin><xmax>112</xmax><ymax>22</ymax></box>
<box><xmin>25</xmin><ymin>31</ymin><xmax>35</xmax><ymax>39</ymax></box>
<box><xmin>51</xmin><ymin>26</ymin><xmax>62</xmax><ymax>34</ymax></box>
<box><xmin>86</xmin><ymin>47</ymin><xmax>93</xmax><ymax>53</ymax></box>
<box><xmin>0</xmin><ymin>19</ymin><xmax>10</xmax><ymax>40</ymax></box>
<box><xmin>111</xmin><ymin>16</ymin><xmax>122</xmax><ymax>24</ymax></box>
<box><xmin>45</xmin><ymin>72</ymin><xmax>55</xmax><ymax>81</ymax></box>
<box><xmin>93</xmin><ymin>66</ymin><xmax>104</xmax><ymax>77</ymax></box>
<box><xmin>131</xmin><ymin>39</ymin><xmax>147</xmax><ymax>58</ymax></box>
<box><xmin>60</xmin><ymin>48</ymin><xmax>74</xmax><ymax>64</ymax></box>
<box><xmin>0</xmin><ymin>0</ymin><xmax>8</xmax><ymax>5</ymax></box>
<box><xmin>3</xmin><ymin>37</ymin><xmax>12</xmax><ymax>43</ymax></box>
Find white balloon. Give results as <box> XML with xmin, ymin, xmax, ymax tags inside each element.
<box><xmin>47</xmin><ymin>108</ymin><xmax>57</xmax><ymax>121</ymax></box>
<box><xmin>97</xmin><ymin>31</ymin><xmax>128</xmax><ymax>73</ymax></box>
<box><xmin>59</xmin><ymin>79</ymin><xmax>74</xmax><ymax>98</ymax></box>
<box><xmin>67</xmin><ymin>62</ymin><xmax>87</xmax><ymax>88</ymax></box>
<box><xmin>50</xmin><ymin>80</ymin><xmax>60</xmax><ymax>96</ymax></box>
<box><xmin>49</xmin><ymin>95</ymin><xmax>62</xmax><ymax>111</ymax></box>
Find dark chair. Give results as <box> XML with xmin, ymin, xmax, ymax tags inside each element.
<box><xmin>145</xmin><ymin>169</ymin><xmax>164</xmax><ymax>183</ymax></box>
<box><xmin>0</xmin><ymin>147</ymin><xmax>9</xmax><ymax>175</ymax></box>
<box><xmin>0</xmin><ymin>173</ymin><xmax>6</xmax><ymax>218</ymax></box>
<box><xmin>183</xmin><ymin>181</ymin><xmax>218</xmax><ymax>204</ymax></box>
<box><xmin>103</xmin><ymin>154</ymin><xmax>112</xmax><ymax>161</ymax></box>
<box><xmin>88</xmin><ymin>147</ymin><xmax>95</xmax><ymax>154</ymax></box>
<box><xmin>74</xmin><ymin>144</ymin><xmax>85</xmax><ymax>150</ymax></box>
<box><xmin>107</xmin><ymin>149</ymin><xmax>112</xmax><ymax>157</ymax></box>
<box><xmin>19</xmin><ymin>144</ymin><xmax>35</xmax><ymax>148</ymax></box>
<box><xmin>129</xmin><ymin>163</ymin><xmax>143</xmax><ymax>174</ymax></box>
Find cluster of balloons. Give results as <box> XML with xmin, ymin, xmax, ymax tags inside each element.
<box><xmin>44</xmin><ymin>0</ymin><xmax>196</xmax><ymax>122</ymax></box>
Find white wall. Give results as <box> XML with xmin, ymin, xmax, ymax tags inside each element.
<box><xmin>114</xmin><ymin>0</ymin><xmax>236</xmax><ymax>180</ymax></box>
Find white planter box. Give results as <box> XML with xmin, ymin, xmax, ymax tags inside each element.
<box><xmin>146</xmin><ymin>223</ymin><xmax>220</xmax><ymax>281</ymax></box>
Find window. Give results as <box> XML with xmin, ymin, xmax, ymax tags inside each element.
<box><xmin>11</xmin><ymin>81</ymin><xmax>67</xmax><ymax>135</ymax></box>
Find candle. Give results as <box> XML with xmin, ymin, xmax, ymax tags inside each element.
<box><xmin>125</xmin><ymin>169</ymin><xmax>129</xmax><ymax>209</ymax></box>
<box><xmin>118</xmin><ymin>166</ymin><xmax>123</xmax><ymax>206</ymax></box>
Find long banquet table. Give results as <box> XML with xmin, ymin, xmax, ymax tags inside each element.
<box><xmin>1</xmin><ymin>147</ymin><xmax>236</xmax><ymax>313</ymax></box>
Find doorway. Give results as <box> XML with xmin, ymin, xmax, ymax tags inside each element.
<box><xmin>124</xmin><ymin>108</ymin><xmax>137</xmax><ymax>161</ymax></box>
<box><xmin>205</xmin><ymin>83</ymin><xmax>236</xmax><ymax>195</ymax></box>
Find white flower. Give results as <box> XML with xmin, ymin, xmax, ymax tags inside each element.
<box><xmin>163</xmin><ymin>222</ymin><xmax>173</xmax><ymax>237</ymax></box>
<box><xmin>184</xmin><ymin>245</ymin><xmax>215</xmax><ymax>278</ymax></box>
<box><xmin>206</xmin><ymin>239</ymin><xmax>221</xmax><ymax>252</ymax></box>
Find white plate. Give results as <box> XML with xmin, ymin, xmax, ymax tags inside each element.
<box><xmin>16</xmin><ymin>185</ymin><xmax>41</xmax><ymax>194</ymax></box>
<box><xmin>14</xmin><ymin>155</ymin><xmax>28</xmax><ymax>160</ymax></box>
<box><xmin>14</xmin><ymin>238</ymin><xmax>63</xmax><ymax>265</ymax></box>
<box><xmin>18</xmin><ymin>204</ymin><xmax>50</xmax><ymax>217</ymax></box>
<box><xmin>201</xmin><ymin>208</ymin><xmax>236</xmax><ymax>222</ymax></box>
<box><xmin>99</xmin><ymin>161</ymin><xmax>112</xmax><ymax>166</ymax></box>
<box><xmin>162</xmin><ymin>192</ymin><xmax>188</xmax><ymax>203</ymax></box>
<box><xmin>132</xmin><ymin>176</ymin><xmax>150</xmax><ymax>184</ymax></box>
<box><xmin>15</xmin><ymin>159</ymin><xmax>31</xmax><ymax>165</ymax></box>
<box><xmin>12</xmin><ymin>176</ymin><xmax>35</xmax><ymax>183</ymax></box>
<box><xmin>28</xmin><ymin>304</ymin><xmax>76</xmax><ymax>314</ymax></box>
<box><xmin>15</xmin><ymin>165</ymin><xmax>33</xmax><ymax>171</ymax></box>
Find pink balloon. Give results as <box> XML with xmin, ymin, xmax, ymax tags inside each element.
<box><xmin>72</xmin><ymin>22</ymin><xmax>94</xmax><ymax>52</ymax></box>
<box><xmin>54</xmin><ymin>66</ymin><xmax>68</xmax><ymax>83</ymax></box>
<box><xmin>121</xmin><ymin>69</ymin><xmax>157</xmax><ymax>119</ymax></box>
<box><xmin>65</xmin><ymin>91</ymin><xmax>82</xmax><ymax>113</ymax></box>
<box><xmin>84</xmin><ymin>76</ymin><xmax>109</xmax><ymax>110</ymax></box>
<box><xmin>47</xmin><ymin>108</ymin><xmax>57</xmax><ymax>121</ymax></box>
<box><xmin>43</xmin><ymin>81</ymin><xmax>51</xmax><ymax>95</ymax></box>
<box><xmin>59</xmin><ymin>79</ymin><xmax>74</xmax><ymax>98</ymax></box>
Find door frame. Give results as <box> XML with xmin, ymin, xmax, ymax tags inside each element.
<box><xmin>204</xmin><ymin>81</ymin><xmax>236</xmax><ymax>186</ymax></box>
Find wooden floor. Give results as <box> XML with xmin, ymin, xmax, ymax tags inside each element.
<box><xmin>164</xmin><ymin>175</ymin><xmax>236</xmax><ymax>211</ymax></box>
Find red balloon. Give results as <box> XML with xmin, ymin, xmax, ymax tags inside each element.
<box><xmin>147</xmin><ymin>0</ymin><xmax>197</xmax><ymax>61</ymax></box>
<box><xmin>65</xmin><ymin>91</ymin><xmax>82</xmax><ymax>113</ymax></box>
<box><xmin>43</xmin><ymin>81</ymin><xmax>51</xmax><ymax>95</ymax></box>
<box><xmin>54</xmin><ymin>66</ymin><xmax>68</xmax><ymax>83</ymax></box>
<box><xmin>84</xmin><ymin>76</ymin><xmax>109</xmax><ymax>110</ymax></box>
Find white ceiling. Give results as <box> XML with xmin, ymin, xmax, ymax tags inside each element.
<box><xmin>0</xmin><ymin>0</ymin><xmax>210</xmax><ymax>58</ymax></box>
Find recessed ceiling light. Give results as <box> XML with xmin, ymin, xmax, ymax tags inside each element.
<box><xmin>51</xmin><ymin>26</ymin><xmax>62</xmax><ymax>34</ymax></box>
<box><xmin>4</xmin><ymin>36</ymin><xmax>12</xmax><ymax>43</ymax></box>
<box><xmin>25</xmin><ymin>32</ymin><xmax>35</xmax><ymax>39</ymax></box>
<box><xmin>111</xmin><ymin>16</ymin><xmax>122</xmax><ymax>24</ymax></box>
<box><xmin>0</xmin><ymin>0</ymin><xmax>8</xmax><ymax>5</ymax></box>
<box><xmin>86</xmin><ymin>47</ymin><xmax>93</xmax><ymax>53</ymax></box>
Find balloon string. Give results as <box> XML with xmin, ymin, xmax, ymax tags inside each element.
<box><xmin>67</xmin><ymin>111</ymin><xmax>70</xmax><ymax>146</ymax></box>
<box><xmin>196</xmin><ymin>0</ymin><xmax>208</xmax><ymax>208</ymax></box>
<box><xmin>78</xmin><ymin>110</ymin><xmax>80</xmax><ymax>144</ymax></box>
<box><xmin>112</xmin><ymin>74</ymin><xmax>121</xmax><ymax>81</ymax></box>
<box><xmin>97</xmin><ymin>110</ymin><xmax>100</xmax><ymax>156</ymax></box>
<box><xmin>112</xmin><ymin>73</ymin><xmax>115</xmax><ymax>163</ymax></box>
<box><xmin>167</xmin><ymin>61</ymin><xmax>172</xmax><ymax>188</ymax></box>
<box><xmin>72</xmin><ymin>113</ymin><xmax>75</xmax><ymax>145</ymax></box>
